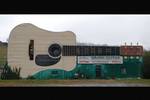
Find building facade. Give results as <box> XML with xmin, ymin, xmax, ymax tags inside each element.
<box><xmin>7</xmin><ymin>23</ymin><xmax>144</xmax><ymax>79</ymax></box>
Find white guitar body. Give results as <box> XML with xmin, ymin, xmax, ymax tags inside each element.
<box><xmin>8</xmin><ymin>23</ymin><xmax>76</xmax><ymax>78</ymax></box>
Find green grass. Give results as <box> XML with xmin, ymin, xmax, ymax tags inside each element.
<box><xmin>0</xmin><ymin>79</ymin><xmax>116</xmax><ymax>84</ymax></box>
<box><xmin>0</xmin><ymin>79</ymin><xmax>150</xmax><ymax>86</ymax></box>
<box><xmin>0</xmin><ymin>79</ymin><xmax>117</xmax><ymax>86</ymax></box>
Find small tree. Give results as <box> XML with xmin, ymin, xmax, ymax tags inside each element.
<box><xmin>142</xmin><ymin>50</ymin><xmax>150</xmax><ymax>79</ymax></box>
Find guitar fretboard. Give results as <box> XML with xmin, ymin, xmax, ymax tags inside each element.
<box><xmin>62</xmin><ymin>46</ymin><xmax>120</xmax><ymax>56</ymax></box>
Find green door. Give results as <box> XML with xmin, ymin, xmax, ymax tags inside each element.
<box><xmin>96</xmin><ymin>65</ymin><xmax>101</xmax><ymax>78</ymax></box>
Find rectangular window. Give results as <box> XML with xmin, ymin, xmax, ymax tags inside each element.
<box><xmin>121</xmin><ymin>67</ymin><xmax>126</xmax><ymax>74</ymax></box>
<box><xmin>91</xmin><ymin>46</ymin><xmax>95</xmax><ymax>55</ymax></box>
<box><xmin>77</xmin><ymin>46</ymin><xmax>80</xmax><ymax>56</ymax></box>
<box><xmin>74</xmin><ymin>46</ymin><xmax>77</xmax><ymax>56</ymax></box>
<box><xmin>97</xmin><ymin>47</ymin><xmax>102</xmax><ymax>55</ymax></box>
<box><xmin>29</xmin><ymin>40</ymin><xmax>34</xmax><ymax>60</ymax></box>
<box><xmin>102</xmin><ymin>47</ymin><xmax>106</xmax><ymax>55</ymax></box>
<box><xmin>106</xmin><ymin>48</ymin><xmax>111</xmax><ymax>55</ymax></box>
<box><xmin>85</xmin><ymin>46</ymin><xmax>89</xmax><ymax>56</ymax></box>
<box><xmin>80</xmin><ymin>46</ymin><xmax>84</xmax><ymax>56</ymax></box>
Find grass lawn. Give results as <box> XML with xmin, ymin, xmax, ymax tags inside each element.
<box><xmin>0</xmin><ymin>79</ymin><xmax>150</xmax><ymax>86</ymax></box>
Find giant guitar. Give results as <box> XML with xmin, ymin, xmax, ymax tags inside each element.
<box><xmin>8</xmin><ymin>23</ymin><xmax>134</xmax><ymax>78</ymax></box>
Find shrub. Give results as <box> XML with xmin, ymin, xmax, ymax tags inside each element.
<box><xmin>26</xmin><ymin>75</ymin><xmax>36</xmax><ymax>79</ymax></box>
<box><xmin>0</xmin><ymin>62</ymin><xmax>21</xmax><ymax>80</ymax></box>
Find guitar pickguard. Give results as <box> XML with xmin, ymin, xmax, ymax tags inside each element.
<box><xmin>35</xmin><ymin>54</ymin><xmax>61</xmax><ymax>66</ymax></box>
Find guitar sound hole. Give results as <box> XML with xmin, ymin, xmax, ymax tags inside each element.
<box><xmin>48</xmin><ymin>43</ymin><xmax>61</xmax><ymax>57</ymax></box>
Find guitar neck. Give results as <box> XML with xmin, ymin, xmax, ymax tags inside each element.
<box><xmin>62</xmin><ymin>45</ymin><xmax>120</xmax><ymax>56</ymax></box>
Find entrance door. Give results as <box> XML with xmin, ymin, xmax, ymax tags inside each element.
<box><xmin>96</xmin><ymin>65</ymin><xmax>101</xmax><ymax>78</ymax></box>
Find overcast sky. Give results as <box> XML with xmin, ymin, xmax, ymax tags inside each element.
<box><xmin>0</xmin><ymin>15</ymin><xmax>150</xmax><ymax>50</ymax></box>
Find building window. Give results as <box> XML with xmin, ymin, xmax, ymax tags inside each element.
<box><xmin>77</xmin><ymin>46</ymin><xmax>80</xmax><ymax>56</ymax></box>
<box><xmin>106</xmin><ymin>48</ymin><xmax>111</xmax><ymax>55</ymax></box>
<box><xmin>97</xmin><ymin>47</ymin><xmax>102</xmax><ymax>55</ymax></box>
<box><xmin>121</xmin><ymin>67</ymin><xmax>126</xmax><ymax>74</ymax></box>
<box><xmin>85</xmin><ymin>47</ymin><xmax>89</xmax><ymax>56</ymax></box>
<box><xmin>29</xmin><ymin>40</ymin><xmax>34</xmax><ymax>60</ymax></box>
<box><xmin>91</xmin><ymin>46</ymin><xmax>95</xmax><ymax>55</ymax></box>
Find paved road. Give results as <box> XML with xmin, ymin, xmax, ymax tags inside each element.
<box><xmin>38</xmin><ymin>83</ymin><xmax>150</xmax><ymax>87</ymax></box>
<box><xmin>55</xmin><ymin>83</ymin><xmax>149</xmax><ymax>87</ymax></box>
<box><xmin>1</xmin><ymin>83</ymin><xmax>149</xmax><ymax>87</ymax></box>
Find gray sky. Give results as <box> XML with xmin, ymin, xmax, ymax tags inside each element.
<box><xmin>0</xmin><ymin>15</ymin><xmax>150</xmax><ymax>50</ymax></box>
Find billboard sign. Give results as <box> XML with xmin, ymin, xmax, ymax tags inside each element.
<box><xmin>78</xmin><ymin>56</ymin><xmax>123</xmax><ymax>64</ymax></box>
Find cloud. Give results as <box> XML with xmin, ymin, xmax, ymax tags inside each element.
<box><xmin>0</xmin><ymin>15</ymin><xmax>150</xmax><ymax>49</ymax></box>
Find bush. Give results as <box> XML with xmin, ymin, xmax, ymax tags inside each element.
<box><xmin>142</xmin><ymin>50</ymin><xmax>150</xmax><ymax>79</ymax></box>
<box><xmin>26</xmin><ymin>75</ymin><xmax>35</xmax><ymax>79</ymax></box>
<box><xmin>0</xmin><ymin>62</ymin><xmax>21</xmax><ymax>80</ymax></box>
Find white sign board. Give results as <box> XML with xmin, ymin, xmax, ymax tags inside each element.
<box><xmin>78</xmin><ymin>56</ymin><xmax>123</xmax><ymax>64</ymax></box>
